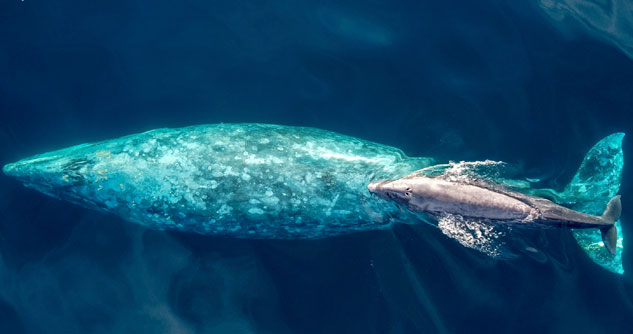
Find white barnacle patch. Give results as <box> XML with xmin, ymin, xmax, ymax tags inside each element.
<box><xmin>223</xmin><ymin>166</ymin><xmax>240</xmax><ymax>177</ymax></box>
<box><xmin>158</xmin><ymin>153</ymin><xmax>179</xmax><ymax>165</ymax></box>
<box><xmin>141</xmin><ymin>139</ymin><xmax>157</xmax><ymax>153</ymax></box>
<box><xmin>262</xmin><ymin>196</ymin><xmax>279</xmax><ymax>206</ymax></box>
<box><xmin>305</xmin><ymin>172</ymin><xmax>314</xmax><ymax>184</ymax></box>
<box><xmin>248</xmin><ymin>208</ymin><xmax>265</xmax><ymax>215</ymax></box>
<box><xmin>217</xmin><ymin>204</ymin><xmax>233</xmax><ymax>216</ymax></box>
<box><xmin>104</xmin><ymin>199</ymin><xmax>119</xmax><ymax>209</ymax></box>
<box><xmin>245</xmin><ymin>156</ymin><xmax>266</xmax><ymax>164</ymax></box>
<box><xmin>136</xmin><ymin>160</ymin><xmax>148</xmax><ymax>169</ymax></box>
<box><xmin>95</xmin><ymin>150</ymin><xmax>111</xmax><ymax>159</ymax></box>
<box><xmin>183</xmin><ymin>142</ymin><xmax>200</xmax><ymax>150</ymax></box>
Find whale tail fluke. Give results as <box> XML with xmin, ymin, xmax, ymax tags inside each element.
<box><xmin>600</xmin><ymin>195</ymin><xmax>621</xmax><ymax>256</ymax></box>
<box><xmin>525</xmin><ymin>134</ymin><xmax>624</xmax><ymax>271</ymax></box>
<box><xmin>600</xmin><ymin>225</ymin><xmax>618</xmax><ymax>256</ymax></box>
<box><xmin>601</xmin><ymin>195</ymin><xmax>622</xmax><ymax>224</ymax></box>
<box><xmin>561</xmin><ymin>133</ymin><xmax>625</xmax><ymax>273</ymax></box>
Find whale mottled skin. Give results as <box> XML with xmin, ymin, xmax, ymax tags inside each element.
<box><xmin>368</xmin><ymin>175</ymin><xmax>622</xmax><ymax>255</ymax></box>
<box><xmin>2</xmin><ymin>123</ymin><xmax>434</xmax><ymax>238</ymax></box>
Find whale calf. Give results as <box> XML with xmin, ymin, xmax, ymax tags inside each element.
<box><xmin>368</xmin><ymin>174</ymin><xmax>621</xmax><ymax>255</ymax></box>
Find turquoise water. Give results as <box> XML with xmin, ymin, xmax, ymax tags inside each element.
<box><xmin>1</xmin><ymin>1</ymin><xmax>632</xmax><ymax>333</ymax></box>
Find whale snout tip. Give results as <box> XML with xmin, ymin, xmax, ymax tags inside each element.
<box><xmin>367</xmin><ymin>180</ymin><xmax>383</xmax><ymax>194</ymax></box>
<box><xmin>3</xmin><ymin>160</ymin><xmax>32</xmax><ymax>179</ymax></box>
<box><xmin>2</xmin><ymin>155</ymin><xmax>64</xmax><ymax>182</ymax></box>
<box><xmin>368</xmin><ymin>179</ymin><xmax>414</xmax><ymax>206</ymax></box>
<box><xmin>2</xmin><ymin>162</ymin><xmax>16</xmax><ymax>177</ymax></box>
<box><xmin>368</xmin><ymin>179</ymin><xmax>391</xmax><ymax>196</ymax></box>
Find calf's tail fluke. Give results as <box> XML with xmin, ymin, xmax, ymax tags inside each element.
<box><xmin>600</xmin><ymin>195</ymin><xmax>622</xmax><ymax>256</ymax></box>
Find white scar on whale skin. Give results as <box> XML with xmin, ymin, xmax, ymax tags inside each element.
<box><xmin>2</xmin><ymin>123</ymin><xmax>434</xmax><ymax>239</ymax></box>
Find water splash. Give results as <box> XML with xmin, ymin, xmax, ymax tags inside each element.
<box><xmin>411</xmin><ymin>160</ymin><xmax>523</xmax><ymax>190</ymax></box>
<box><xmin>437</xmin><ymin>213</ymin><xmax>513</xmax><ymax>259</ymax></box>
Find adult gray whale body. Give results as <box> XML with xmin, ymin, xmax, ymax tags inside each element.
<box><xmin>3</xmin><ymin>123</ymin><xmax>434</xmax><ymax>238</ymax></box>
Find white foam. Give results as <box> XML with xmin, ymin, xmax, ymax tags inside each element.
<box><xmin>437</xmin><ymin>213</ymin><xmax>508</xmax><ymax>258</ymax></box>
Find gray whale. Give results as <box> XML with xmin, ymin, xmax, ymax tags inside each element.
<box><xmin>2</xmin><ymin>123</ymin><xmax>434</xmax><ymax>239</ymax></box>
<box><xmin>2</xmin><ymin>124</ymin><xmax>625</xmax><ymax>273</ymax></box>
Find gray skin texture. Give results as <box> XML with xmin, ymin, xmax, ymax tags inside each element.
<box><xmin>368</xmin><ymin>176</ymin><xmax>616</xmax><ymax>229</ymax></box>
<box><xmin>3</xmin><ymin>123</ymin><xmax>435</xmax><ymax>239</ymax></box>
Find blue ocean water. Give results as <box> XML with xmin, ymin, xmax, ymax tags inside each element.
<box><xmin>1</xmin><ymin>0</ymin><xmax>632</xmax><ymax>333</ymax></box>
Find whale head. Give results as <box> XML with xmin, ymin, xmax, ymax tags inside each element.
<box><xmin>4</xmin><ymin>154</ymin><xmax>69</xmax><ymax>188</ymax></box>
<box><xmin>368</xmin><ymin>178</ymin><xmax>415</xmax><ymax>207</ymax></box>
<box><xmin>3</xmin><ymin>143</ymin><xmax>103</xmax><ymax>205</ymax></box>
<box><xmin>368</xmin><ymin>176</ymin><xmax>444</xmax><ymax>214</ymax></box>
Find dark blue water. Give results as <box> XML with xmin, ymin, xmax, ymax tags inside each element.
<box><xmin>1</xmin><ymin>1</ymin><xmax>633</xmax><ymax>333</ymax></box>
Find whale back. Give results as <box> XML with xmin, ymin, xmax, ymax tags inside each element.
<box><xmin>3</xmin><ymin>123</ymin><xmax>435</xmax><ymax>238</ymax></box>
